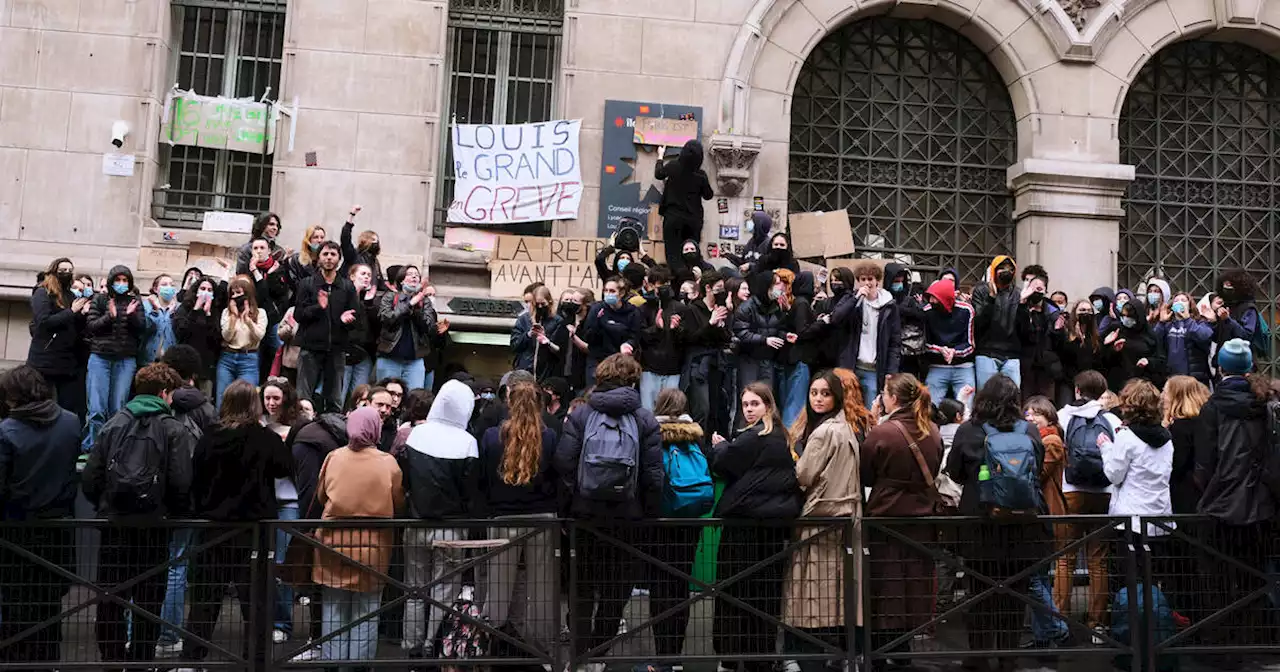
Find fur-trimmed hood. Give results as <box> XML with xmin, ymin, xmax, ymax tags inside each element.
<box><xmin>656</xmin><ymin>413</ymin><xmax>704</xmax><ymax>444</ymax></box>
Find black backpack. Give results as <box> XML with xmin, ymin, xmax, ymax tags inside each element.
<box><xmin>102</xmin><ymin>415</ymin><xmax>170</xmax><ymax>515</ymax></box>
<box><xmin>1064</xmin><ymin>414</ymin><xmax>1114</xmax><ymax>488</ymax></box>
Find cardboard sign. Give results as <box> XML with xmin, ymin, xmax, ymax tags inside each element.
<box><xmin>632</xmin><ymin>116</ymin><xmax>698</xmax><ymax>147</ymax></box>
<box><xmin>448</xmin><ymin>120</ymin><xmax>583</xmax><ymax>225</ymax></box>
<box><xmin>490</xmin><ymin>234</ymin><xmax>664</xmax><ymax>299</ymax></box>
<box><xmin>188</xmin><ymin>242</ymin><xmax>238</xmax><ymax>280</ymax></box>
<box><xmin>444</xmin><ymin>227</ymin><xmax>499</xmax><ymax>252</ymax></box>
<box><xmin>789</xmin><ymin>211</ymin><xmax>856</xmax><ymax>259</ymax></box>
<box><xmin>138</xmin><ymin>246</ymin><xmax>189</xmax><ymax>272</ymax></box>
<box><xmin>647</xmin><ymin>204</ymin><xmax>662</xmax><ymax>241</ymax></box>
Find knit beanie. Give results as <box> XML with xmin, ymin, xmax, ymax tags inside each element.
<box><xmin>1218</xmin><ymin>338</ymin><xmax>1253</xmax><ymax>375</ymax></box>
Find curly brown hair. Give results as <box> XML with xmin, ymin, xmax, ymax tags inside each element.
<box><xmin>1117</xmin><ymin>379</ymin><xmax>1161</xmax><ymax>426</ymax></box>
<box><xmin>594</xmin><ymin>354</ymin><xmax>642</xmax><ymax>388</ymax></box>
<box><xmin>500</xmin><ymin>382</ymin><xmax>544</xmax><ymax>486</ymax></box>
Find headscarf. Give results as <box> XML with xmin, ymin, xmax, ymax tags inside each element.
<box><xmin>346</xmin><ymin>406</ymin><xmax>382</xmax><ymax>450</ymax></box>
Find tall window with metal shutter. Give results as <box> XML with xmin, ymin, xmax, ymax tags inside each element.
<box><xmin>154</xmin><ymin>0</ymin><xmax>286</xmax><ymax>225</ymax></box>
<box><xmin>437</xmin><ymin>0</ymin><xmax>564</xmax><ymax>235</ymax></box>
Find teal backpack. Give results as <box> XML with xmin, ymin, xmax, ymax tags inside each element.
<box><xmin>662</xmin><ymin>442</ymin><xmax>714</xmax><ymax>516</ymax></box>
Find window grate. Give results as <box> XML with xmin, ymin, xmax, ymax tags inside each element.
<box><xmin>154</xmin><ymin>2</ymin><xmax>285</xmax><ymax>226</ymax></box>
<box><xmin>435</xmin><ymin>1</ymin><xmax>563</xmax><ymax>236</ymax></box>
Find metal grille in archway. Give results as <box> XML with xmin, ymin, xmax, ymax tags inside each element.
<box><xmin>788</xmin><ymin>17</ymin><xmax>1016</xmax><ymax>285</ymax></box>
<box><xmin>1119</xmin><ymin>40</ymin><xmax>1278</xmax><ymax>313</ymax></box>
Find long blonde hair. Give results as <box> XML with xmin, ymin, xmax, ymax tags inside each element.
<box><xmin>500</xmin><ymin>382</ymin><xmax>544</xmax><ymax>485</ymax></box>
<box><xmin>1162</xmin><ymin>375</ymin><xmax>1209</xmax><ymax>427</ymax></box>
<box><xmin>299</xmin><ymin>225</ymin><xmax>325</xmax><ymax>266</ymax></box>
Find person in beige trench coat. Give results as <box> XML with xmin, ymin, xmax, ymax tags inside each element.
<box><xmin>783</xmin><ymin>371</ymin><xmax>863</xmax><ymax>672</ymax></box>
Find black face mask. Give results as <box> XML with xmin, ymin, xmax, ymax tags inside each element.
<box><xmin>234</xmin><ymin>296</ymin><xmax>248</xmax><ymax>308</ymax></box>
<box><xmin>366</xmin><ymin>243</ymin><xmax>381</xmax><ymax>256</ymax></box>
<box><xmin>830</xmin><ymin>283</ymin><xmax>846</xmax><ymax>297</ymax></box>
<box><xmin>56</xmin><ymin>271</ymin><xmax>73</xmax><ymax>287</ymax></box>
<box><xmin>1077</xmin><ymin>314</ymin><xmax>1094</xmax><ymax>325</ymax></box>
<box><xmin>682</xmin><ymin>252</ymin><xmax>699</xmax><ymax>264</ymax></box>
<box><xmin>559</xmin><ymin>302</ymin><xmax>579</xmax><ymax>317</ymax></box>
<box><xmin>1029</xmin><ymin>291</ymin><xmax>1045</xmax><ymax>304</ymax></box>
<box><xmin>713</xmin><ymin>290</ymin><xmax>728</xmax><ymax>306</ymax></box>
<box><xmin>996</xmin><ymin>270</ymin><xmax>1014</xmax><ymax>285</ymax></box>
<box><xmin>657</xmin><ymin>286</ymin><xmax>674</xmax><ymax>303</ymax></box>
<box><xmin>536</xmin><ymin>304</ymin><xmax>551</xmax><ymax>319</ymax></box>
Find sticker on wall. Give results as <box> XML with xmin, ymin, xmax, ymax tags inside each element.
<box><xmin>720</xmin><ymin>224</ymin><xmax>740</xmax><ymax>240</ymax></box>
<box><xmin>717</xmin><ymin>197</ymin><xmax>729</xmax><ymax>214</ymax></box>
<box><xmin>305</xmin><ymin>151</ymin><xmax>318</xmax><ymax>167</ymax></box>
<box><xmin>753</xmin><ymin>196</ymin><xmax>764</xmax><ymax>212</ymax></box>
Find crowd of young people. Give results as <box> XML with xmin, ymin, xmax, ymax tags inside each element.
<box><xmin>4</xmin><ymin>205</ymin><xmax>1278</xmax><ymax>672</ymax></box>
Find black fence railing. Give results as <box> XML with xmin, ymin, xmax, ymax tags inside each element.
<box><xmin>0</xmin><ymin>516</ymin><xmax>1276</xmax><ymax>672</ymax></box>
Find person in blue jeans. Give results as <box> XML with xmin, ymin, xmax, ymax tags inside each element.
<box><xmin>969</xmin><ymin>255</ymin><xmax>1027</xmax><ymax>390</ymax></box>
<box><xmin>376</xmin><ymin>265</ymin><xmax>438</xmax><ymax>390</ymax></box>
<box><xmin>140</xmin><ymin>274</ymin><xmax>179</xmax><ymax>367</ymax></box>
<box><xmin>215</xmin><ymin>276</ymin><xmax>268</xmax><ymax>407</ymax></box>
<box><xmin>83</xmin><ymin>265</ymin><xmax>147</xmax><ymax>452</ymax></box>
<box><xmin>921</xmin><ymin>278</ymin><xmax>976</xmax><ymax>404</ymax></box>
<box><xmin>827</xmin><ymin>263</ymin><xmax>901</xmax><ymax>410</ymax></box>
<box><xmin>341</xmin><ymin>264</ymin><xmax>377</xmax><ymax>405</ymax></box>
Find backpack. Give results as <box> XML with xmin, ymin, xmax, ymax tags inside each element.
<box><xmin>978</xmin><ymin>421</ymin><xmax>1040</xmax><ymax>514</ymax></box>
<box><xmin>1252</xmin><ymin>309</ymin><xmax>1272</xmax><ymax>359</ymax></box>
<box><xmin>662</xmin><ymin>442</ymin><xmax>714</xmax><ymax>516</ymax></box>
<box><xmin>1112</xmin><ymin>584</ymin><xmax>1178</xmax><ymax>672</ymax></box>
<box><xmin>102</xmin><ymin>415</ymin><xmax>169</xmax><ymax>515</ymax></box>
<box><xmin>1064</xmin><ymin>413</ymin><xmax>1115</xmax><ymax>488</ymax></box>
<box><xmin>436</xmin><ymin>587</ymin><xmax>490</xmax><ymax>672</ymax></box>
<box><xmin>1259</xmin><ymin>401</ymin><xmax>1280</xmax><ymax>502</ymax></box>
<box><xmin>577</xmin><ymin>410</ymin><xmax>641</xmax><ymax>503</ymax></box>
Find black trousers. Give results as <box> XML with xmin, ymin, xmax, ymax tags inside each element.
<box><xmin>0</xmin><ymin>526</ymin><xmax>74</xmax><ymax>666</ymax></box>
<box><xmin>96</xmin><ymin>527</ymin><xmax>171</xmax><ymax>671</ymax></box>
<box><xmin>47</xmin><ymin>372</ymin><xmax>86</xmax><ymax>422</ymax></box>
<box><xmin>639</xmin><ymin>525</ymin><xmax>699</xmax><ymax>657</ymax></box>
<box><xmin>182</xmin><ymin>528</ymin><xmax>271</xmax><ymax>667</ymax></box>
<box><xmin>714</xmin><ymin>525</ymin><xmax>790</xmax><ymax>672</ymax></box>
<box><xmin>571</xmin><ymin>526</ymin><xmax>639</xmax><ymax>657</ymax></box>
<box><xmin>297</xmin><ymin>349</ymin><xmax>345</xmax><ymax>413</ymax></box>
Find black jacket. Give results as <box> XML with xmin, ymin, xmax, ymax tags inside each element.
<box><xmin>191</xmin><ymin>424</ymin><xmax>293</xmax><ymax>521</ymax></box>
<box><xmin>471</xmin><ymin>401</ymin><xmax>562</xmax><ymax>447</ymax></box>
<box><xmin>1194</xmin><ymin>376</ymin><xmax>1276</xmax><ymax>525</ymax></box>
<box><xmin>340</xmin><ymin>222</ymin><xmax>384</xmax><ymax>288</ymax></box>
<box><xmin>174</xmin><ymin>302</ymin><xmax>223</xmax><ymax>382</ymax></box>
<box><xmin>554</xmin><ymin>385</ymin><xmax>664</xmax><ymax>520</ymax></box>
<box><xmin>655</xmin><ymin>140</ymin><xmax>713</xmax><ymax>224</ymax></box>
<box><xmin>580</xmin><ymin>300</ymin><xmax>643</xmax><ymax>363</ymax></box>
<box><xmin>170</xmin><ymin>387</ymin><xmax>218</xmax><ymax>437</ymax></box>
<box><xmin>1168</xmin><ymin>416</ymin><xmax>1202</xmax><ymax>515</ymax></box>
<box><xmin>27</xmin><ymin>285</ymin><xmax>82</xmax><ymax>373</ymax></box>
<box><xmin>711</xmin><ymin>424</ymin><xmax>802</xmax><ymax>519</ymax></box>
<box><xmin>639</xmin><ymin>296</ymin><xmax>690</xmax><ymax>375</ymax></box>
<box><xmin>82</xmin><ymin>398</ymin><xmax>195</xmax><ymax>520</ymax></box>
<box><xmin>290</xmin><ymin>413</ymin><xmax>347</xmax><ymax>518</ymax></box>
<box><xmin>511</xmin><ymin>311</ymin><xmax>564</xmax><ymax>380</ymax></box>
<box><xmin>1101</xmin><ymin>320</ymin><xmax>1165</xmax><ymax>390</ymax></box>
<box><xmin>250</xmin><ymin>262</ymin><xmax>292</xmax><ymax>326</ymax></box>
<box><xmin>1021</xmin><ymin>302</ymin><xmax>1065</xmax><ymax>380</ymax></box>
<box><xmin>732</xmin><ymin>296</ymin><xmax>787</xmax><ymax>361</ymax></box>
<box><xmin>403</xmin><ymin>381</ymin><xmax>479</xmax><ymax>519</ymax></box>
<box><xmin>687</xmin><ymin>300</ymin><xmax>732</xmax><ymax>357</ymax></box>
<box><xmin>830</xmin><ymin>290</ymin><xmax>902</xmax><ymax>385</ymax></box>
<box><xmin>294</xmin><ymin>273</ymin><xmax>361</xmax><ymax>353</ymax></box>
<box><xmin>479</xmin><ymin>426</ymin><xmax>559</xmax><ymax>516</ymax></box>
<box><xmin>377</xmin><ymin>290</ymin><xmax>438</xmax><ymax>360</ymax></box>
<box><xmin>969</xmin><ymin>282</ymin><xmax>1025</xmax><ymax>360</ymax></box>
<box><xmin>85</xmin><ymin>266</ymin><xmax>146</xmax><ymax>359</ymax></box>
<box><xmin>0</xmin><ymin>401</ymin><xmax>81</xmax><ymax>520</ymax></box>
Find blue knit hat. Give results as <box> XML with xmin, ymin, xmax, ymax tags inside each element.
<box><xmin>1218</xmin><ymin>338</ymin><xmax>1253</xmax><ymax>375</ymax></box>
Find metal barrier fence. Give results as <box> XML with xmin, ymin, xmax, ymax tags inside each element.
<box><xmin>0</xmin><ymin>516</ymin><xmax>1276</xmax><ymax>672</ymax></box>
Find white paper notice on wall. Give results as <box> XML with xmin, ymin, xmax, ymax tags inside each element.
<box><xmin>202</xmin><ymin>211</ymin><xmax>254</xmax><ymax>234</ymax></box>
<box><xmin>447</xmin><ymin>120</ymin><xmax>583</xmax><ymax>225</ymax></box>
<box><xmin>102</xmin><ymin>153</ymin><xmax>136</xmax><ymax>177</ymax></box>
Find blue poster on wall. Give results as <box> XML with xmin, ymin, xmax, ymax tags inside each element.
<box><xmin>597</xmin><ymin>99</ymin><xmax>703</xmax><ymax>238</ymax></box>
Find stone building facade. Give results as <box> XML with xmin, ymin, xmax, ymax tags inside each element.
<box><xmin>0</xmin><ymin>0</ymin><xmax>1276</xmax><ymax>369</ymax></box>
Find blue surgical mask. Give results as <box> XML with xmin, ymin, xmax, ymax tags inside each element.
<box><xmin>1172</xmin><ymin>301</ymin><xmax>1187</xmax><ymax>315</ymax></box>
<box><xmin>480</xmin><ymin>392</ymin><xmax>496</xmax><ymax>401</ymax></box>
<box><xmin>890</xmin><ymin>282</ymin><xmax>904</xmax><ymax>293</ymax></box>
<box><xmin>769</xmin><ymin>287</ymin><xmax>783</xmax><ymax>300</ymax></box>
<box><xmin>308</xmin><ymin>242</ymin><xmax>321</xmax><ymax>252</ymax></box>
<box><xmin>616</xmin><ymin>259</ymin><xmax>630</xmax><ymax>272</ymax></box>
<box><xmin>604</xmin><ymin>294</ymin><xmax>619</xmax><ymax>306</ymax></box>
<box><xmin>111</xmin><ymin>282</ymin><xmax>129</xmax><ymax>295</ymax></box>
<box><xmin>1147</xmin><ymin>292</ymin><xmax>1162</xmax><ymax>307</ymax></box>
<box><xmin>1092</xmin><ymin>299</ymin><xmax>1104</xmax><ymax>313</ymax></box>
<box><xmin>745</xmin><ymin>219</ymin><xmax>755</xmax><ymax>234</ymax></box>
<box><xmin>1120</xmin><ymin>316</ymin><xmax>1137</xmax><ymax>329</ymax></box>
<box><xmin>402</xmin><ymin>283</ymin><xmax>420</xmax><ymax>294</ymax></box>
<box><xmin>158</xmin><ymin>286</ymin><xmax>178</xmax><ymax>302</ymax></box>
<box><xmin>79</xmin><ymin>288</ymin><xmax>94</xmax><ymax>298</ymax></box>
<box><xmin>197</xmin><ymin>290</ymin><xmax>213</xmax><ymax>301</ymax></box>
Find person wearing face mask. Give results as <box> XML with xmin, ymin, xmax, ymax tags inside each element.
<box><xmin>511</xmin><ymin>286</ymin><xmax>564</xmax><ymax>382</ymax></box>
<box><xmin>27</xmin><ymin>257</ymin><xmax>87</xmax><ymax>416</ymax></box>
<box><xmin>1057</xmin><ymin>300</ymin><xmax>1103</xmax><ymax>407</ymax></box>
<box><xmin>216</xmin><ymin>276</ymin><xmax>268</xmax><ymax>407</ymax></box>
<box><xmin>921</xmin><ymin>278</ymin><xmax>976</xmax><ymax>404</ymax></box>
<box><xmin>174</xmin><ymin>276</ymin><xmax>224</xmax><ymax>385</ymax></box>
<box><xmin>656</xmin><ymin>139</ymin><xmax>715</xmax><ymax>271</ymax></box>
<box><xmin>638</xmin><ymin>265</ymin><xmax>691</xmax><ymax>410</ymax></box>
<box><xmin>1102</xmin><ymin>300</ymin><xmax>1165</xmax><ymax>391</ymax></box>
<box><xmin>341</xmin><ymin>264</ymin><xmax>379</xmax><ymax>405</ymax></box>
<box><xmin>1145</xmin><ymin>276</ymin><xmax>1171</xmax><ymax>324</ymax></box>
<box><xmin>234</xmin><ymin>212</ymin><xmax>285</xmax><ymax>276</ymax></box>
<box><xmin>1207</xmin><ymin>268</ymin><xmax>1267</xmax><ymax>360</ymax></box>
<box><xmin>885</xmin><ymin>262</ymin><xmax>928</xmax><ymax>378</ymax></box>
<box><xmin>140</xmin><ymin>274</ymin><xmax>180</xmax><ymax>367</ymax></box>
<box><xmin>968</xmin><ymin>255</ymin><xmax>1026</xmax><ymax>389</ymax></box>
<box><xmin>1018</xmin><ymin>265</ymin><xmax>1066</xmax><ymax>400</ymax></box>
<box><xmin>1087</xmin><ymin>287</ymin><xmax>1118</xmax><ymax>334</ymax></box>
<box><xmin>288</xmin><ymin>225</ymin><xmax>327</xmax><ymax>286</ymax></box>
<box><xmin>733</xmin><ymin>269</ymin><xmax>794</xmax><ymax>399</ymax></box>
<box><xmin>1113</xmin><ymin>288</ymin><xmax>1137</xmax><ymax>322</ymax></box>
<box><xmin>777</xmin><ymin>271</ymin><xmax>820</xmax><ymax>426</ymax></box>
<box><xmin>83</xmin><ymin>265</ymin><xmax>146</xmax><ymax>452</ymax></box>
<box><xmin>677</xmin><ymin>239</ymin><xmax>715</xmax><ymax>283</ymax></box>
<box><xmin>1153</xmin><ymin>291</ymin><xmax>1214</xmax><ymax>387</ymax></box>
<box><xmin>827</xmin><ymin>262</ymin><xmax>901</xmax><ymax>409</ymax></box>
<box><xmin>579</xmin><ymin>277</ymin><xmax>644</xmax><ymax>389</ymax></box>
<box><xmin>550</xmin><ymin>290</ymin><xmax>590</xmax><ymax>395</ymax></box>
<box><xmin>732</xmin><ymin>211</ymin><xmax>775</xmax><ymax>275</ymax></box>
<box><xmin>686</xmin><ymin>271</ymin><xmax>733</xmax><ymax>436</ymax></box>
<box><xmin>375</xmin><ymin>265</ymin><xmax>438</xmax><ymax>391</ymax></box>
<box><xmin>338</xmin><ymin>205</ymin><xmax>385</xmax><ymax>287</ymax></box>
<box><xmin>750</xmin><ymin>232</ymin><xmax>800</xmax><ymax>285</ymax></box>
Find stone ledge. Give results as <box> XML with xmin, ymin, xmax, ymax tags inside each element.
<box><xmin>1007</xmin><ymin>158</ymin><xmax>1135</xmax><ymax>221</ymax></box>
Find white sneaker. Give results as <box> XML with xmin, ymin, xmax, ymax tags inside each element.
<box><xmin>290</xmin><ymin>644</ymin><xmax>321</xmax><ymax>662</ymax></box>
<box><xmin>1091</xmin><ymin>625</ymin><xmax>1107</xmax><ymax>645</ymax></box>
<box><xmin>272</xmin><ymin>629</ymin><xmax>289</xmax><ymax>644</ymax></box>
<box><xmin>630</xmin><ymin>588</ymin><xmax>650</xmax><ymax>597</ymax></box>
<box><xmin>171</xmin><ymin>667</ymin><xmax>204</xmax><ymax>672</ymax></box>
<box><xmin>616</xmin><ymin>618</ymin><xmax>627</xmax><ymax>635</ymax></box>
<box><xmin>783</xmin><ymin>661</ymin><xmax>800</xmax><ymax>672</ymax></box>
<box><xmin>155</xmin><ymin>640</ymin><xmax>183</xmax><ymax>657</ymax></box>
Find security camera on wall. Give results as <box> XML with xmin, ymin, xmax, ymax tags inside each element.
<box><xmin>110</xmin><ymin>121</ymin><xmax>130</xmax><ymax>149</ymax></box>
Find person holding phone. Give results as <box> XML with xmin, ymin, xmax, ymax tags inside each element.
<box><xmin>511</xmin><ymin>285</ymin><xmax>563</xmax><ymax>381</ymax></box>
<box><xmin>686</xmin><ymin>270</ymin><xmax>732</xmax><ymax>436</ymax></box>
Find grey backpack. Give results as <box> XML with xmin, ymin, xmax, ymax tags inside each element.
<box><xmin>576</xmin><ymin>410</ymin><xmax>641</xmax><ymax>503</ymax></box>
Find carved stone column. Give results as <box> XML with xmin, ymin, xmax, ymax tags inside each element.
<box><xmin>707</xmin><ymin>133</ymin><xmax>763</xmax><ymax>197</ymax></box>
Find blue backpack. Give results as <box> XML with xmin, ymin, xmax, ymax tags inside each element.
<box><xmin>1251</xmin><ymin>308</ymin><xmax>1272</xmax><ymax>359</ymax></box>
<box><xmin>1112</xmin><ymin>583</ymin><xmax>1178</xmax><ymax>672</ymax></box>
<box><xmin>979</xmin><ymin>421</ymin><xmax>1040</xmax><ymax>514</ymax></box>
<box><xmin>1065</xmin><ymin>414</ymin><xmax>1114</xmax><ymax>488</ymax></box>
<box><xmin>662</xmin><ymin>442</ymin><xmax>714</xmax><ymax>516</ymax></box>
<box><xmin>577</xmin><ymin>411</ymin><xmax>641</xmax><ymax>503</ymax></box>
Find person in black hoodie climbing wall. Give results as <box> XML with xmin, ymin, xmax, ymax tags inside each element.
<box><xmin>656</xmin><ymin>139</ymin><xmax>714</xmax><ymax>271</ymax></box>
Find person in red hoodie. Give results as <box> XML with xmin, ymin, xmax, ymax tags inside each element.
<box><xmin>921</xmin><ymin>279</ymin><xmax>976</xmax><ymax>404</ymax></box>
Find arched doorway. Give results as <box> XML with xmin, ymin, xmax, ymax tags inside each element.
<box><xmin>788</xmin><ymin>17</ymin><xmax>1016</xmax><ymax>285</ymax></box>
<box><xmin>1119</xmin><ymin>40</ymin><xmax>1280</xmax><ymax>305</ymax></box>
